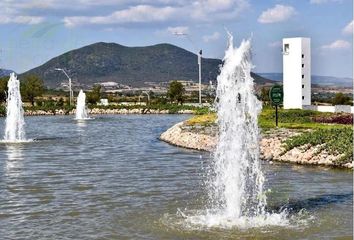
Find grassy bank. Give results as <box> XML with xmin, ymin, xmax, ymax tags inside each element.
<box><xmin>185</xmin><ymin>108</ymin><xmax>353</xmax><ymax>165</ymax></box>
<box><xmin>0</xmin><ymin>103</ymin><xmax>209</xmax><ymax>116</ymax></box>
<box><xmin>259</xmin><ymin>107</ymin><xmax>352</xmax><ymax>129</ymax></box>
<box><xmin>284</xmin><ymin>127</ymin><xmax>353</xmax><ymax>164</ymax></box>
<box><xmin>86</xmin><ymin>103</ymin><xmax>209</xmax><ymax>114</ymax></box>
<box><xmin>186</xmin><ymin>108</ymin><xmax>352</xmax><ymax>129</ymax></box>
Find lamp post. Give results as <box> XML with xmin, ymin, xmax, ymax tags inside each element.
<box><xmin>55</xmin><ymin>68</ymin><xmax>73</xmax><ymax>105</ymax></box>
<box><xmin>173</xmin><ymin>32</ymin><xmax>202</xmax><ymax>105</ymax></box>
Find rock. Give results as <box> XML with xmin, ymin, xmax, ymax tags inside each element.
<box><xmin>160</xmin><ymin>122</ymin><xmax>353</xmax><ymax>169</ymax></box>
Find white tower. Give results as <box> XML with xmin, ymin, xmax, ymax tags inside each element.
<box><xmin>283</xmin><ymin>38</ymin><xmax>311</xmax><ymax>109</ymax></box>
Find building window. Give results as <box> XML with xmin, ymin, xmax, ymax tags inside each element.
<box><xmin>302</xmin><ymin>96</ymin><xmax>304</xmax><ymax>100</ymax></box>
<box><xmin>302</xmin><ymin>84</ymin><xmax>304</xmax><ymax>88</ymax></box>
<box><xmin>284</xmin><ymin>43</ymin><xmax>290</xmax><ymax>53</ymax></box>
<box><xmin>302</xmin><ymin>64</ymin><xmax>304</xmax><ymax>68</ymax></box>
<box><xmin>302</xmin><ymin>54</ymin><xmax>304</xmax><ymax>58</ymax></box>
<box><xmin>302</xmin><ymin>74</ymin><xmax>304</xmax><ymax>79</ymax></box>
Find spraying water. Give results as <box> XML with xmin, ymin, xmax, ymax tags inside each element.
<box><xmin>4</xmin><ymin>73</ymin><xmax>26</xmax><ymax>142</ymax></box>
<box><xmin>75</xmin><ymin>90</ymin><xmax>89</xmax><ymax>120</ymax></box>
<box><xmin>209</xmin><ymin>33</ymin><xmax>265</xmax><ymax>218</ymax></box>
<box><xmin>171</xmin><ymin>34</ymin><xmax>288</xmax><ymax>229</ymax></box>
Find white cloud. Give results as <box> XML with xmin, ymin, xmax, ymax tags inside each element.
<box><xmin>321</xmin><ymin>40</ymin><xmax>351</xmax><ymax>50</ymax></box>
<box><xmin>203</xmin><ymin>32</ymin><xmax>220</xmax><ymax>42</ymax></box>
<box><xmin>0</xmin><ymin>15</ymin><xmax>44</xmax><ymax>25</ymax></box>
<box><xmin>64</xmin><ymin>0</ymin><xmax>250</xmax><ymax>27</ymax></box>
<box><xmin>258</xmin><ymin>4</ymin><xmax>296</xmax><ymax>24</ymax></box>
<box><xmin>342</xmin><ymin>20</ymin><xmax>353</xmax><ymax>35</ymax></box>
<box><xmin>310</xmin><ymin>0</ymin><xmax>342</xmax><ymax>4</ymax></box>
<box><xmin>167</xmin><ymin>26</ymin><xmax>189</xmax><ymax>35</ymax></box>
<box><xmin>268</xmin><ymin>41</ymin><xmax>282</xmax><ymax>48</ymax></box>
<box><xmin>0</xmin><ymin>7</ymin><xmax>44</xmax><ymax>25</ymax></box>
<box><xmin>64</xmin><ymin>5</ymin><xmax>177</xmax><ymax>27</ymax></box>
<box><xmin>191</xmin><ymin>0</ymin><xmax>249</xmax><ymax>21</ymax></box>
<box><xmin>0</xmin><ymin>0</ymin><xmax>251</xmax><ymax>27</ymax></box>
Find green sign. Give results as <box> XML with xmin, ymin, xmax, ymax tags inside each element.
<box><xmin>269</xmin><ymin>85</ymin><xmax>283</xmax><ymax>105</ymax></box>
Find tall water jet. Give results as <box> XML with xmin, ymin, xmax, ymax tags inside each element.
<box><xmin>75</xmin><ymin>90</ymin><xmax>89</xmax><ymax>120</ymax></box>
<box><xmin>180</xmin><ymin>34</ymin><xmax>288</xmax><ymax>229</ymax></box>
<box><xmin>4</xmin><ymin>73</ymin><xmax>26</xmax><ymax>142</ymax></box>
<box><xmin>209</xmin><ymin>33</ymin><xmax>265</xmax><ymax>219</ymax></box>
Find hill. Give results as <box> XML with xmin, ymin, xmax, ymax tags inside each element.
<box><xmin>258</xmin><ymin>72</ymin><xmax>353</xmax><ymax>88</ymax></box>
<box><xmin>21</xmin><ymin>42</ymin><xmax>273</xmax><ymax>89</ymax></box>
<box><xmin>0</xmin><ymin>69</ymin><xmax>13</xmax><ymax>77</ymax></box>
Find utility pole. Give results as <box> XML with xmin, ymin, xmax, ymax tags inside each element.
<box><xmin>173</xmin><ymin>32</ymin><xmax>203</xmax><ymax>105</ymax></box>
<box><xmin>198</xmin><ymin>49</ymin><xmax>202</xmax><ymax>105</ymax></box>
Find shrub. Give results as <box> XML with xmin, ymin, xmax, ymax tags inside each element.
<box><xmin>312</xmin><ymin>113</ymin><xmax>353</xmax><ymax>125</ymax></box>
<box><xmin>284</xmin><ymin>127</ymin><xmax>353</xmax><ymax>164</ymax></box>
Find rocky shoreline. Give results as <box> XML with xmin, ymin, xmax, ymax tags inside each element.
<box><xmin>21</xmin><ymin>108</ymin><xmax>195</xmax><ymax>116</ymax></box>
<box><xmin>160</xmin><ymin>121</ymin><xmax>353</xmax><ymax>169</ymax></box>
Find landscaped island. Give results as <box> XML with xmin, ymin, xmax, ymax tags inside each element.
<box><xmin>160</xmin><ymin>108</ymin><xmax>353</xmax><ymax>169</ymax></box>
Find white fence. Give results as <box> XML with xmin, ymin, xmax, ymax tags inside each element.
<box><xmin>303</xmin><ymin>105</ymin><xmax>354</xmax><ymax>113</ymax></box>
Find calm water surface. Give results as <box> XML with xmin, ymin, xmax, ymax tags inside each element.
<box><xmin>0</xmin><ymin>115</ymin><xmax>352</xmax><ymax>239</ymax></box>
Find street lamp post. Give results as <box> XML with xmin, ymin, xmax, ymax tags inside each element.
<box><xmin>55</xmin><ymin>68</ymin><xmax>73</xmax><ymax>105</ymax></box>
<box><xmin>198</xmin><ymin>49</ymin><xmax>202</xmax><ymax>105</ymax></box>
<box><xmin>173</xmin><ymin>32</ymin><xmax>202</xmax><ymax>105</ymax></box>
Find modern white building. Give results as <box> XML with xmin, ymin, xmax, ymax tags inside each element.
<box><xmin>283</xmin><ymin>37</ymin><xmax>311</xmax><ymax>109</ymax></box>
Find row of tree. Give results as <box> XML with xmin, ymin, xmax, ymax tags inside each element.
<box><xmin>1</xmin><ymin>75</ymin><xmax>350</xmax><ymax>107</ymax></box>
<box><xmin>0</xmin><ymin>75</ymin><xmax>44</xmax><ymax>106</ymax></box>
<box><xmin>259</xmin><ymin>87</ymin><xmax>352</xmax><ymax>106</ymax></box>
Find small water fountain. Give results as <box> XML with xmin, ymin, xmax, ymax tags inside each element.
<box><xmin>75</xmin><ymin>90</ymin><xmax>89</xmax><ymax>120</ymax></box>
<box><xmin>4</xmin><ymin>73</ymin><xmax>26</xmax><ymax>142</ymax></box>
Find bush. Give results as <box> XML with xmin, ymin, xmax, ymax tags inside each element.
<box><xmin>312</xmin><ymin>113</ymin><xmax>353</xmax><ymax>125</ymax></box>
<box><xmin>332</xmin><ymin>93</ymin><xmax>351</xmax><ymax>105</ymax></box>
<box><xmin>284</xmin><ymin>127</ymin><xmax>353</xmax><ymax>164</ymax></box>
<box><xmin>0</xmin><ymin>105</ymin><xmax>5</xmax><ymax>116</ymax></box>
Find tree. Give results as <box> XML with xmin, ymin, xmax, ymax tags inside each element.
<box><xmin>86</xmin><ymin>85</ymin><xmax>101</xmax><ymax>104</ymax></box>
<box><xmin>332</xmin><ymin>93</ymin><xmax>350</xmax><ymax>105</ymax></box>
<box><xmin>0</xmin><ymin>76</ymin><xmax>9</xmax><ymax>103</ymax></box>
<box><xmin>57</xmin><ymin>97</ymin><xmax>64</xmax><ymax>107</ymax></box>
<box><xmin>21</xmin><ymin>75</ymin><xmax>44</xmax><ymax>106</ymax></box>
<box><xmin>260</xmin><ymin>87</ymin><xmax>270</xmax><ymax>105</ymax></box>
<box><xmin>167</xmin><ymin>81</ymin><xmax>185</xmax><ymax>104</ymax></box>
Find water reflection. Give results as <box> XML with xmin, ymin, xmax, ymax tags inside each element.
<box><xmin>76</xmin><ymin>119</ymin><xmax>87</xmax><ymax>128</ymax></box>
<box><xmin>5</xmin><ymin>144</ymin><xmax>24</xmax><ymax>177</ymax></box>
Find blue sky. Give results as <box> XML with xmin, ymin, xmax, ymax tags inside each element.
<box><xmin>0</xmin><ymin>0</ymin><xmax>352</xmax><ymax>78</ymax></box>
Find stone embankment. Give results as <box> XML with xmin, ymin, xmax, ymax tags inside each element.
<box><xmin>160</xmin><ymin>121</ymin><xmax>353</xmax><ymax>169</ymax></box>
<box><xmin>23</xmin><ymin>108</ymin><xmax>195</xmax><ymax>116</ymax></box>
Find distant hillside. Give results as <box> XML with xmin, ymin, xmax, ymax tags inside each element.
<box><xmin>0</xmin><ymin>69</ymin><xmax>13</xmax><ymax>77</ymax></box>
<box><xmin>21</xmin><ymin>42</ymin><xmax>273</xmax><ymax>89</ymax></box>
<box><xmin>258</xmin><ymin>73</ymin><xmax>353</xmax><ymax>88</ymax></box>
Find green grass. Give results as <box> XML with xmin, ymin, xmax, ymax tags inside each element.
<box><xmin>259</xmin><ymin>107</ymin><xmax>347</xmax><ymax>129</ymax></box>
<box><xmin>186</xmin><ymin>113</ymin><xmax>216</xmax><ymax>126</ymax></box>
<box><xmin>284</xmin><ymin>127</ymin><xmax>353</xmax><ymax>164</ymax></box>
<box><xmin>185</xmin><ymin>108</ymin><xmax>348</xmax><ymax>129</ymax></box>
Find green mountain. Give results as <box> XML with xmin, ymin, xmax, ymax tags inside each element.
<box><xmin>21</xmin><ymin>42</ymin><xmax>273</xmax><ymax>89</ymax></box>
<box><xmin>0</xmin><ymin>69</ymin><xmax>13</xmax><ymax>77</ymax></box>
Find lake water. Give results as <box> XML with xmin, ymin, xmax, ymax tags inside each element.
<box><xmin>0</xmin><ymin>115</ymin><xmax>352</xmax><ymax>239</ymax></box>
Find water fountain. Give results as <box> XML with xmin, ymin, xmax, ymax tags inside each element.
<box><xmin>210</xmin><ymin>33</ymin><xmax>265</xmax><ymax>216</ymax></box>
<box><xmin>4</xmin><ymin>73</ymin><xmax>26</xmax><ymax>142</ymax></box>
<box><xmin>75</xmin><ymin>90</ymin><xmax>89</xmax><ymax>120</ymax></box>
<box><xmin>181</xmin><ymin>33</ymin><xmax>288</xmax><ymax>228</ymax></box>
